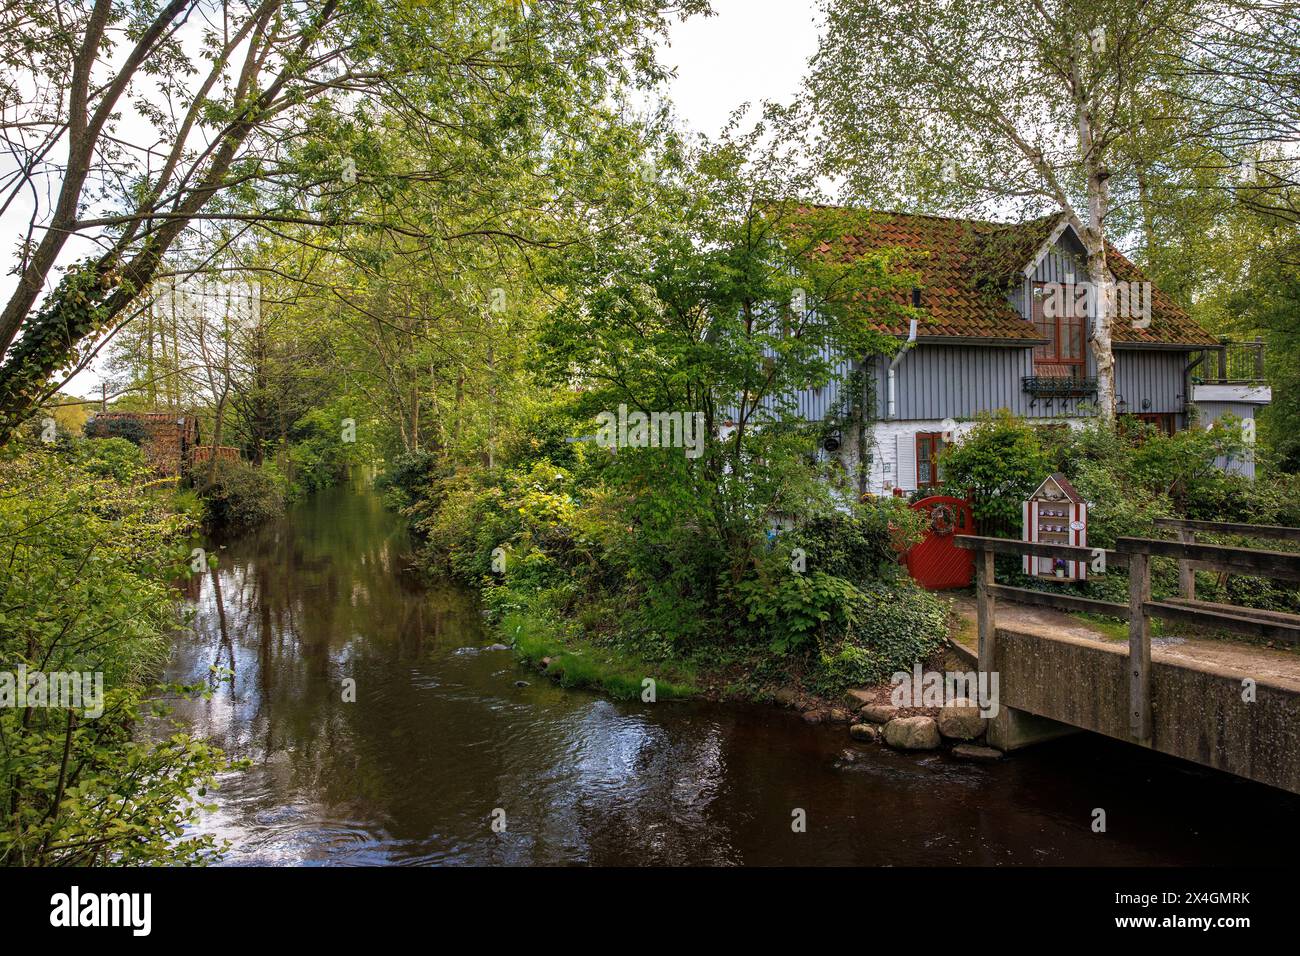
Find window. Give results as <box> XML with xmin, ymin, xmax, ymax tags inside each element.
<box><xmin>1031</xmin><ymin>281</ymin><xmax>1085</xmax><ymax>378</ymax></box>
<box><xmin>1122</xmin><ymin>412</ymin><xmax>1176</xmax><ymax>438</ymax></box>
<box><xmin>916</xmin><ymin>432</ymin><xmax>946</xmax><ymax>487</ymax></box>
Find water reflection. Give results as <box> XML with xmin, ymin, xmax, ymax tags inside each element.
<box><xmin>162</xmin><ymin>485</ymin><xmax>1300</xmax><ymax>866</ymax></box>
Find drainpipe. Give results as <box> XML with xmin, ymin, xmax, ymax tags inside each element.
<box><xmin>887</xmin><ymin>317</ymin><xmax>919</xmax><ymax>419</ymax></box>
<box><xmin>1184</xmin><ymin>352</ymin><xmax>1206</xmax><ymax>429</ymax></box>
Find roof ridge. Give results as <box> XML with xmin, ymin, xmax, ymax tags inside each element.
<box><xmin>794</xmin><ymin>202</ymin><xmax>1063</xmax><ymax>230</ymax></box>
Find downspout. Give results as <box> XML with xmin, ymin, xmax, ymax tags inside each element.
<box><xmin>887</xmin><ymin>317</ymin><xmax>919</xmax><ymax>419</ymax></box>
<box><xmin>1184</xmin><ymin>351</ymin><xmax>1206</xmax><ymax>429</ymax></box>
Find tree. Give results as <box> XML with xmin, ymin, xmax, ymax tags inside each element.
<box><xmin>539</xmin><ymin>111</ymin><xmax>908</xmax><ymax>573</ymax></box>
<box><xmin>0</xmin><ymin>0</ymin><xmax>708</xmax><ymax>442</ymax></box>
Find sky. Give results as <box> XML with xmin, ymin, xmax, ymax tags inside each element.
<box><xmin>656</xmin><ymin>0</ymin><xmax>822</xmax><ymax>138</ymax></box>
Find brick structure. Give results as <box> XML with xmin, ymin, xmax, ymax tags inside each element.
<box><xmin>86</xmin><ymin>411</ymin><xmax>198</xmax><ymax>477</ymax></box>
<box><xmin>189</xmin><ymin>445</ymin><xmax>242</xmax><ymax>467</ymax></box>
<box><xmin>85</xmin><ymin>411</ymin><xmax>238</xmax><ymax>480</ymax></box>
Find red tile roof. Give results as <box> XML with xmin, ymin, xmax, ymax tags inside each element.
<box><xmin>800</xmin><ymin>207</ymin><xmax>1216</xmax><ymax>348</ymax></box>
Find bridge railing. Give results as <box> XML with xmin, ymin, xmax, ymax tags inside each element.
<box><xmin>1151</xmin><ymin>517</ymin><xmax>1300</xmax><ymax>602</ymax></box>
<box><xmin>955</xmin><ymin>533</ymin><xmax>1300</xmax><ymax>746</ymax></box>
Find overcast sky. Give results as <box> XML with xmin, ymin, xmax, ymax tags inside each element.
<box><xmin>657</xmin><ymin>0</ymin><xmax>822</xmax><ymax>138</ymax></box>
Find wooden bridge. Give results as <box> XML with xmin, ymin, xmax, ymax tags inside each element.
<box><xmin>954</xmin><ymin>520</ymin><xmax>1300</xmax><ymax>795</ymax></box>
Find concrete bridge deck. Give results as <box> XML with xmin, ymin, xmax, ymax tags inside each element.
<box><xmin>950</xmin><ymin>596</ymin><xmax>1300</xmax><ymax>795</ymax></box>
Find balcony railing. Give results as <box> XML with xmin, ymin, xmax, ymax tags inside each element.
<box><xmin>1022</xmin><ymin>375</ymin><xmax>1098</xmax><ymax>398</ymax></box>
<box><xmin>1193</xmin><ymin>338</ymin><xmax>1266</xmax><ymax>385</ymax></box>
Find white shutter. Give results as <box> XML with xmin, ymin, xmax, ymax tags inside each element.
<box><xmin>895</xmin><ymin>432</ymin><xmax>917</xmax><ymax>491</ymax></box>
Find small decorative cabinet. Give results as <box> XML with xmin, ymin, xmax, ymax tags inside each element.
<box><xmin>1022</xmin><ymin>473</ymin><xmax>1088</xmax><ymax>580</ymax></box>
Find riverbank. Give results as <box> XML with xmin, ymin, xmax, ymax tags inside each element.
<box><xmin>490</xmin><ymin>584</ymin><xmax>985</xmax><ymax>758</ymax></box>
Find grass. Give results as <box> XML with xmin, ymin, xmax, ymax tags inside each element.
<box><xmin>502</xmin><ymin>611</ymin><xmax>698</xmax><ymax>700</ymax></box>
<box><xmin>1070</xmin><ymin>611</ymin><xmax>1134</xmax><ymax>641</ymax></box>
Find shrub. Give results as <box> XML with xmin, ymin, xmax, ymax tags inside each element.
<box><xmin>376</xmin><ymin>449</ymin><xmax>439</xmax><ymax>510</ymax></box>
<box><xmin>77</xmin><ymin>436</ymin><xmax>147</xmax><ymax>483</ymax></box>
<box><xmin>789</xmin><ymin>498</ymin><xmax>926</xmax><ymax>584</ymax></box>
<box><xmin>815</xmin><ymin>579</ymin><xmax>949</xmax><ymax>692</ymax></box>
<box><xmin>0</xmin><ymin>447</ymin><xmax>230</xmax><ymax>865</ymax></box>
<box><xmin>737</xmin><ymin>571</ymin><xmax>863</xmax><ymax>655</ymax></box>
<box><xmin>199</xmin><ymin>459</ymin><xmax>284</xmax><ymax>531</ymax></box>
<box><xmin>940</xmin><ymin>410</ymin><xmax>1050</xmax><ymax>533</ymax></box>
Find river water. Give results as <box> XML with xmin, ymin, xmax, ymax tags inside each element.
<box><xmin>163</xmin><ymin>485</ymin><xmax>1300</xmax><ymax>865</ymax></box>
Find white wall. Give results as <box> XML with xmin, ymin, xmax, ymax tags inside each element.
<box><xmin>866</xmin><ymin>417</ymin><xmax>1087</xmax><ymax>495</ymax></box>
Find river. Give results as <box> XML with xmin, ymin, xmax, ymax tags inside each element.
<box><xmin>162</xmin><ymin>484</ymin><xmax>1300</xmax><ymax>865</ymax></box>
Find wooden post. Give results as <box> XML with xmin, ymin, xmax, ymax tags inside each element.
<box><xmin>1176</xmin><ymin>527</ymin><xmax>1195</xmax><ymax>600</ymax></box>
<box><xmin>1254</xmin><ymin>337</ymin><xmax>1264</xmax><ymax>381</ymax></box>
<box><xmin>976</xmin><ymin>547</ymin><xmax>996</xmax><ymax>678</ymax></box>
<box><xmin>1217</xmin><ymin>341</ymin><xmax>1228</xmax><ymax>383</ymax></box>
<box><xmin>1128</xmin><ymin>551</ymin><xmax>1153</xmax><ymax>745</ymax></box>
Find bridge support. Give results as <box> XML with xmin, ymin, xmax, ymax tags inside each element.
<box><xmin>986</xmin><ymin>705</ymin><xmax>1079</xmax><ymax>751</ymax></box>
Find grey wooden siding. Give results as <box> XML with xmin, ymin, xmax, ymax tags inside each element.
<box><xmin>870</xmin><ymin>345</ymin><xmax>1189</xmax><ymax>421</ymax></box>
<box><xmin>1008</xmin><ymin>227</ymin><xmax>1090</xmax><ymax>320</ymax></box>
<box><xmin>777</xmin><ymin>228</ymin><xmax>1191</xmax><ymax>425</ymax></box>
<box><xmin>770</xmin><ymin>344</ymin><xmax>1193</xmax><ymax>424</ymax></box>
<box><xmin>1115</xmin><ymin>349</ymin><xmax>1187</xmax><ymax>416</ymax></box>
<box><xmin>726</xmin><ymin>340</ymin><xmax>852</xmax><ymax>424</ymax></box>
<box><xmin>871</xmin><ymin>346</ymin><xmax>1051</xmax><ymax>419</ymax></box>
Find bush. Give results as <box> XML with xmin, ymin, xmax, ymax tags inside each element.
<box><xmin>199</xmin><ymin>459</ymin><xmax>284</xmax><ymax>531</ymax></box>
<box><xmin>789</xmin><ymin>498</ymin><xmax>926</xmax><ymax>584</ymax></box>
<box><xmin>76</xmin><ymin>436</ymin><xmax>147</xmax><ymax>483</ymax></box>
<box><xmin>0</xmin><ymin>447</ymin><xmax>230</xmax><ymax>865</ymax></box>
<box><xmin>940</xmin><ymin>410</ymin><xmax>1050</xmax><ymax>532</ymax></box>
<box><xmin>376</xmin><ymin>449</ymin><xmax>439</xmax><ymax>510</ymax></box>
<box><xmin>737</xmin><ymin>571</ymin><xmax>864</xmax><ymax>655</ymax></box>
<box><xmin>815</xmin><ymin>579</ymin><xmax>949</xmax><ymax>692</ymax></box>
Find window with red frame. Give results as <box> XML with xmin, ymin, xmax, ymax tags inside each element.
<box><xmin>1031</xmin><ymin>281</ymin><xmax>1085</xmax><ymax>378</ymax></box>
<box><xmin>916</xmin><ymin>432</ymin><xmax>946</xmax><ymax>488</ymax></box>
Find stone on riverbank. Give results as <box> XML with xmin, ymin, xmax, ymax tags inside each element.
<box><xmin>937</xmin><ymin>697</ymin><xmax>985</xmax><ymax>741</ymax></box>
<box><xmin>849</xmin><ymin>723</ymin><xmax>881</xmax><ymax>742</ymax></box>
<box><xmin>802</xmin><ymin>709</ymin><xmax>827</xmax><ymax>725</ymax></box>
<box><xmin>860</xmin><ymin>704</ymin><xmax>897</xmax><ymax>724</ymax></box>
<box><xmin>883</xmin><ymin>716</ymin><xmax>941</xmax><ymax>751</ymax></box>
<box><xmin>829</xmin><ymin>707</ymin><xmax>854</xmax><ymax>723</ymax></box>
<box><xmin>952</xmin><ymin>744</ymin><xmax>1003</xmax><ymax>761</ymax></box>
<box><xmin>773</xmin><ymin>687</ymin><xmax>798</xmax><ymax>708</ymax></box>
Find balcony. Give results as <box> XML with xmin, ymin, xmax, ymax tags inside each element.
<box><xmin>1022</xmin><ymin>375</ymin><xmax>1098</xmax><ymax>398</ymax></box>
<box><xmin>1193</xmin><ymin>338</ymin><xmax>1266</xmax><ymax>385</ymax></box>
<box><xmin>1191</xmin><ymin>338</ymin><xmax>1271</xmax><ymax>407</ymax></box>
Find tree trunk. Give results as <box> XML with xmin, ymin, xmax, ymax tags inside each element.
<box><xmin>1083</xmin><ymin>180</ymin><xmax>1117</xmax><ymax>421</ymax></box>
<box><xmin>1077</xmin><ymin>101</ymin><xmax>1116</xmax><ymax>421</ymax></box>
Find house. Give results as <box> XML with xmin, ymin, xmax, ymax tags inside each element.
<box><xmin>779</xmin><ymin>209</ymin><xmax>1271</xmax><ymax>494</ymax></box>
